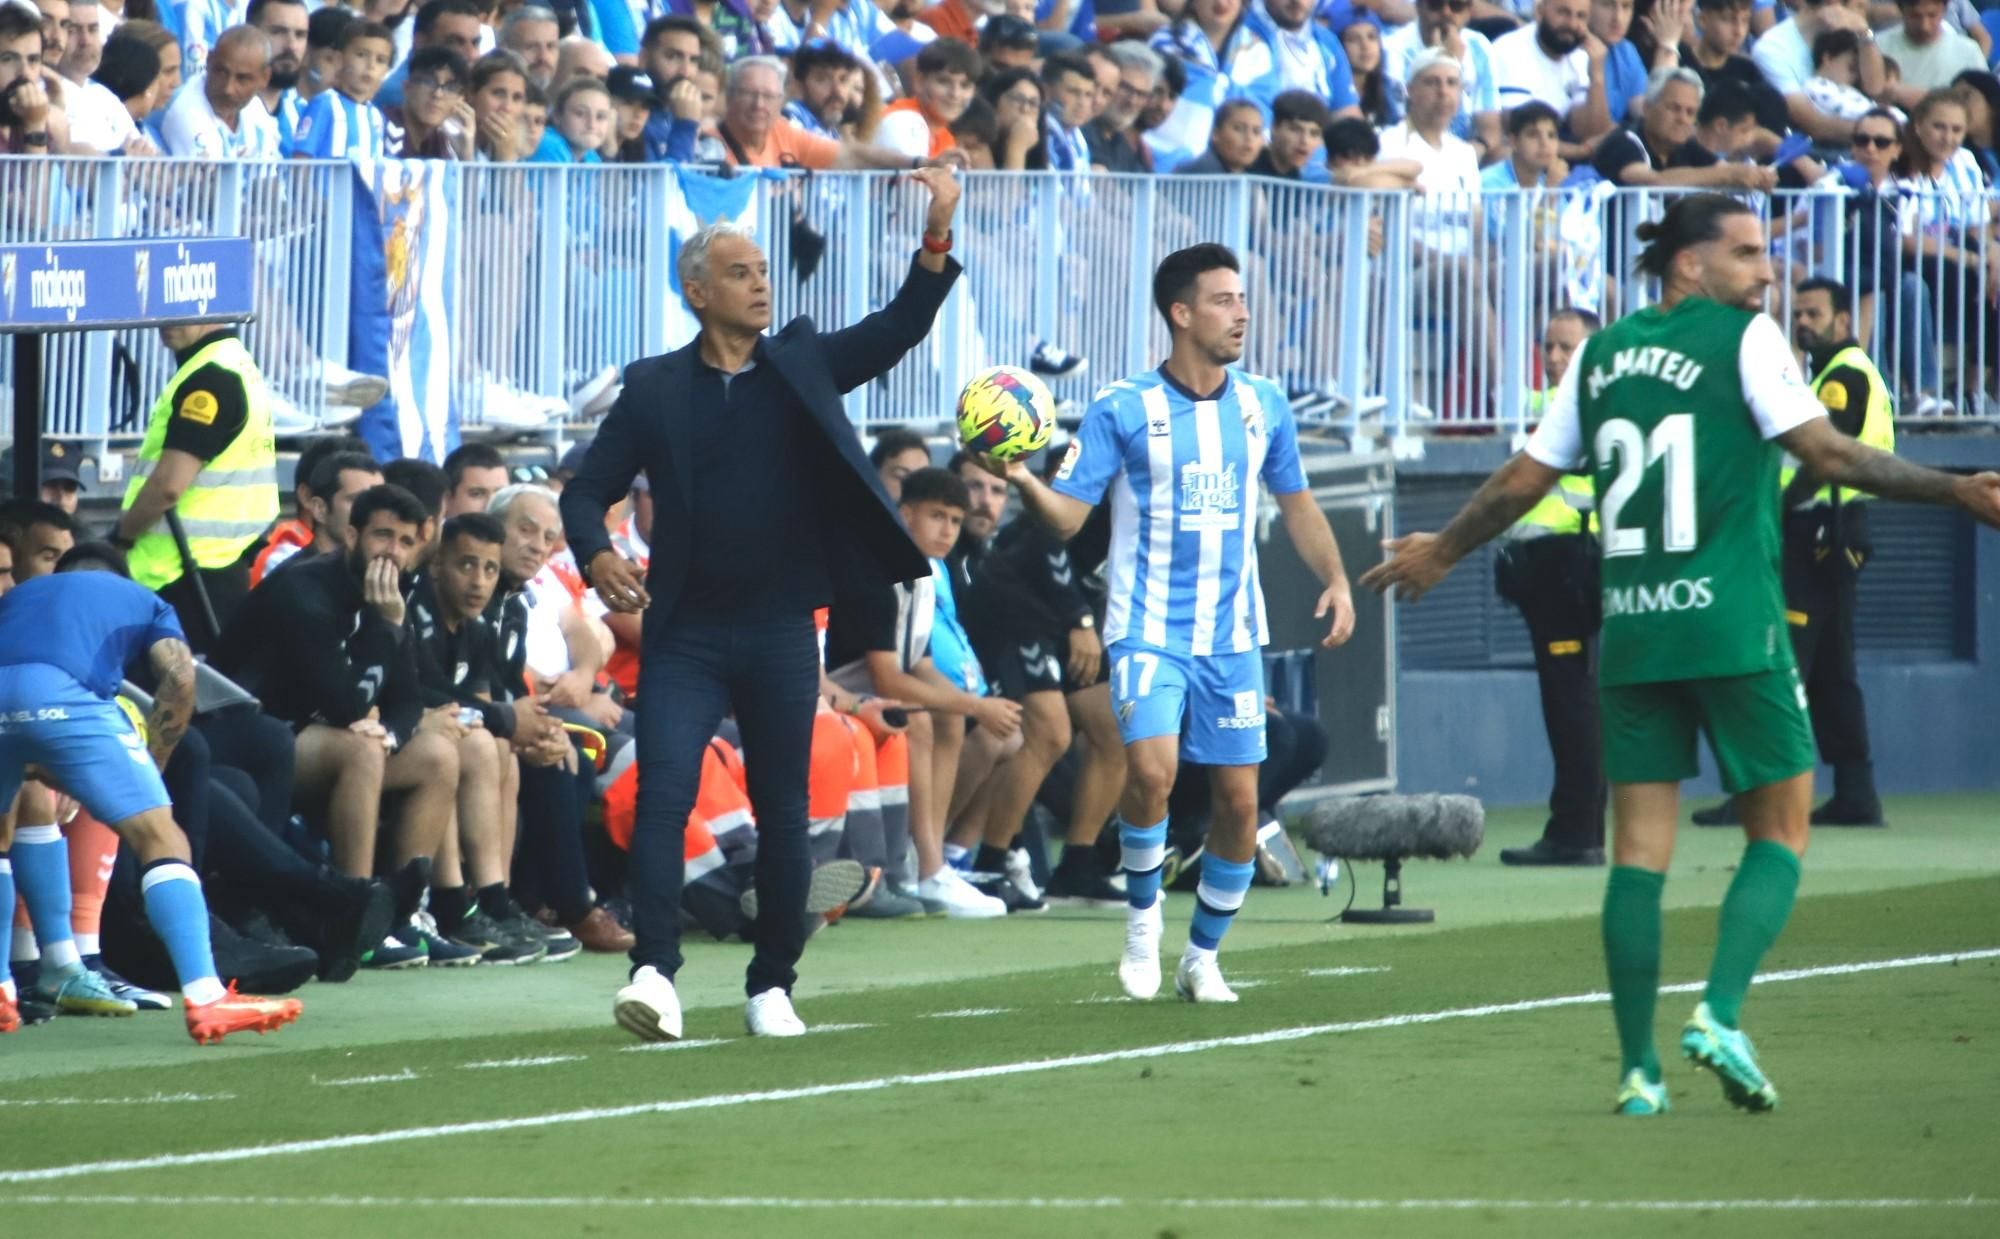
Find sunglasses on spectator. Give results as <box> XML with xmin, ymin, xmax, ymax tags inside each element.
<box><xmin>1851</xmin><ymin>133</ymin><xmax>1898</xmax><ymax>148</ymax></box>
<box><xmin>1424</xmin><ymin>0</ymin><xmax>1473</xmax><ymax>11</ymax></box>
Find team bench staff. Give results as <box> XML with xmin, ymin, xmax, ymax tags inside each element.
<box><xmin>561</xmin><ymin>167</ymin><xmax>962</xmax><ymax>1042</ymax></box>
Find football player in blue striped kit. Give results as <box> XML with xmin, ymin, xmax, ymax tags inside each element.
<box><xmin>981</xmin><ymin>244</ymin><xmax>1357</xmax><ymax>1002</ymax></box>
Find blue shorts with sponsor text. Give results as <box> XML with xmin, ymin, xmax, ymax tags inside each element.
<box><xmin>0</xmin><ymin>663</ymin><xmax>170</xmax><ymax>826</ymax></box>
<box><xmin>1106</xmin><ymin>640</ymin><xmax>1266</xmax><ymax>767</ymax></box>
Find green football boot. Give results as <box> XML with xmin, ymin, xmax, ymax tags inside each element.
<box><xmin>1613</xmin><ymin>1069</ymin><xmax>1669</xmax><ymax>1116</ymax></box>
<box><xmin>1681</xmin><ymin>1001</ymin><xmax>1779</xmax><ymax>1112</ymax></box>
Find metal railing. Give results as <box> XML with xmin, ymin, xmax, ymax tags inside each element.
<box><xmin>6</xmin><ymin>157</ymin><xmax>1996</xmax><ymax>455</ymax></box>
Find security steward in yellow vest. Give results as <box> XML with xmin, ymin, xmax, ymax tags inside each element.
<box><xmin>1693</xmin><ymin>278</ymin><xmax>1891</xmax><ymax>829</ymax></box>
<box><xmin>1495</xmin><ymin>471</ymin><xmax>1607</xmax><ymax>865</ymax></box>
<box><xmin>110</xmin><ymin>324</ymin><xmax>279</xmax><ymax>655</ymax></box>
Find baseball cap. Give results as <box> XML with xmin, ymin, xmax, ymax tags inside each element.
<box><xmin>0</xmin><ymin>441</ymin><xmax>88</xmax><ymax>491</ymax></box>
<box><xmin>608</xmin><ymin>67</ymin><xmax>660</xmax><ymax>106</ymax></box>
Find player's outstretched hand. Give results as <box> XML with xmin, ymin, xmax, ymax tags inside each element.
<box><xmin>590</xmin><ymin>549</ymin><xmax>651</xmax><ymax>614</ymax></box>
<box><xmin>1315</xmin><ymin>579</ymin><xmax>1356</xmax><ymax>648</ymax></box>
<box><xmin>1954</xmin><ymin>472</ymin><xmax>2000</xmax><ymax>529</ymax></box>
<box><xmin>1358</xmin><ymin>532</ymin><xmax>1454</xmax><ymax>603</ymax></box>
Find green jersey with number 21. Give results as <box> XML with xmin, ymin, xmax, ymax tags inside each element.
<box><xmin>1526</xmin><ymin>298</ymin><xmax>1827</xmax><ymax>687</ymax></box>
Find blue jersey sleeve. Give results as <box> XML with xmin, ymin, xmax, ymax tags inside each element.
<box><xmin>1049</xmin><ymin>388</ymin><xmax>1129</xmax><ymax>506</ymax></box>
<box><xmin>291</xmin><ymin>93</ymin><xmax>338</xmax><ymax>158</ymax></box>
<box><xmin>1260</xmin><ymin>384</ymin><xmax>1309</xmax><ymax>495</ymax></box>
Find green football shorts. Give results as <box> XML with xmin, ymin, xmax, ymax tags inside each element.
<box><xmin>1599</xmin><ymin>668</ymin><xmax>1816</xmax><ymax>794</ymax></box>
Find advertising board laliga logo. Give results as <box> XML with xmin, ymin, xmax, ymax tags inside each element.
<box><xmin>134</xmin><ymin>248</ymin><xmax>150</xmax><ymax>316</ymax></box>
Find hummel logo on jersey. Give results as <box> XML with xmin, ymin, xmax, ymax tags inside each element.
<box><xmin>1178</xmin><ymin>461</ymin><xmax>1240</xmax><ymax>531</ymax></box>
<box><xmin>1603</xmin><ymin>576</ymin><xmax>1715</xmax><ymax>617</ymax></box>
<box><xmin>1147</xmin><ymin>408</ymin><xmax>1170</xmax><ymax>437</ymax></box>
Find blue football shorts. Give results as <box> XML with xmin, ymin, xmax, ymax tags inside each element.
<box><xmin>0</xmin><ymin>663</ymin><xmax>170</xmax><ymax>826</ymax></box>
<box><xmin>1106</xmin><ymin>640</ymin><xmax>1267</xmax><ymax>767</ymax></box>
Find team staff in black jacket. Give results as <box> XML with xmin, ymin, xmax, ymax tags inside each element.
<box><xmin>213</xmin><ymin>485</ymin><xmax>456</xmax><ymax>888</ymax></box>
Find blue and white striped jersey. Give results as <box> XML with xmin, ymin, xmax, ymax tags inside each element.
<box><xmin>291</xmin><ymin>90</ymin><xmax>388</xmax><ymax>160</ymax></box>
<box><xmin>1052</xmin><ymin>367</ymin><xmax>1308</xmax><ymax>656</ymax></box>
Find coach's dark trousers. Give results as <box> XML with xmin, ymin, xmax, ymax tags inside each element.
<box><xmin>630</xmin><ymin>613</ymin><xmax>820</xmax><ymax>996</ymax></box>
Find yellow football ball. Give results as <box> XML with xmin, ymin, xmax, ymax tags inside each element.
<box><xmin>956</xmin><ymin>365</ymin><xmax>1055</xmax><ymax>462</ymax></box>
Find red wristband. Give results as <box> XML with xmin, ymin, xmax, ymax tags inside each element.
<box><xmin>922</xmin><ymin>230</ymin><xmax>952</xmax><ymax>255</ymax></box>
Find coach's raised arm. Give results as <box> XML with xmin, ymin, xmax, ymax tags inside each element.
<box><xmin>556</xmin><ymin>166</ymin><xmax>963</xmax><ymax>1042</ymax></box>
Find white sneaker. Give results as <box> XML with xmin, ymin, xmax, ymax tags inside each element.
<box><xmin>1118</xmin><ymin>894</ymin><xmax>1164</xmax><ymax>1000</ymax></box>
<box><xmin>744</xmin><ymin>987</ymin><xmax>807</xmax><ymax>1037</ymax></box>
<box><xmin>319</xmin><ymin>359</ymin><xmax>389</xmax><ymax>409</ymax></box>
<box><xmin>613</xmin><ymin>964</ymin><xmax>683</xmax><ymax>1041</ymax></box>
<box><xmin>478</xmin><ymin>375</ymin><xmax>555</xmax><ymax>431</ymax></box>
<box><xmin>1174</xmin><ymin>951</ymin><xmax>1239</xmax><ymax>1004</ymax></box>
<box><xmin>567</xmin><ymin>365</ymin><xmax>621</xmax><ymax>419</ymax></box>
<box><xmin>1003</xmin><ymin>847</ymin><xmax>1042</xmax><ymax>904</ymax></box>
<box><xmin>269</xmin><ymin>391</ymin><xmax>318</xmax><ymax>435</ymax></box>
<box><xmin>917</xmin><ymin>868</ymin><xmax>1007</xmax><ymax>919</ymax></box>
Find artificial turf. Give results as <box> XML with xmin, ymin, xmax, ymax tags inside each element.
<box><xmin>2</xmin><ymin>796</ymin><xmax>1995</xmax><ymax>1239</ymax></box>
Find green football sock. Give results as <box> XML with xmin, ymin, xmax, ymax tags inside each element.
<box><xmin>1703</xmin><ymin>839</ymin><xmax>1802</xmax><ymax>1029</ymax></box>
<box><xmin>1603</xmin><ymin>865</ymin><xmax>1667</xmax><ymax>1083</ymax></box>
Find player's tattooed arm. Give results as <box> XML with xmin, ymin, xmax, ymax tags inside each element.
<box><xmin>145</xmin><ymin>637</ymin><xmax>197</xmax><ymax>770</ymax></box>
<box><xmin>1434</xmin><ymin>453</ymin><xmax>1566</xmax><ymax>562</ymax></box>
<box><xmin>1362</xmin><ymin>454</ymin><xmax>1564</xmax><ymax>603</ymax></box>
<box><xmin>1780</xmin><ymin>419</ymin><xmax>2000</xmax><ymax>523</ymax></box>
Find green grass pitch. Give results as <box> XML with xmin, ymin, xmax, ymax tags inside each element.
<box><xmin>3</xmin><ymin>795</ymin><xmax>1996</xmax><ymax>1239</ymax></box>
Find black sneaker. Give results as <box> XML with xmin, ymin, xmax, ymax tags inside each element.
<box><xmin>450</xmin><ymin>911</ymin><xmax>545</xmax><ymax>965</ymax></box>
<box><xmin>966</xmin><ymin>868</ymin><xmax>1046</xmax><ymax>914</ymax></box>
<box><xmin>305</xmin><ymin>875</ymin><xmax>396</xmax><ymax>983</ymax></box>
<box><xmin>508</xmin><ymin>911</ymin><xmax>579</xmax><ymax>963</ymax></box>
<box><xmin>210</xmin><ymin>915</ymin><xmax>320</xmax><ymax>993</ymax></box>
<box><xmin>1044</xmin><ymin>864</ymin><xmax>1127</xmax><ymax>908</ymax></box>
<box><xmin>1810</xmin><ymin>799</ymin><xmax>1886</xmax><ymax>827</ymax></box>
<box><xmin>1499</xmin><ymin>839</ymin><xmax>1606</xmax><ymax>867</ymax></box>
<box><xmin>1690</xmin><ymin>799</ymin><xmax>1739</xmax><ymax>827</ymax></box>
<box><xmin>1029</xmin><ymin>342</ymin><xmax>1087</xmax><ymax>379</ymax></box>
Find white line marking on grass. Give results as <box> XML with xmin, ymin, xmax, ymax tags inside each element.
<box><xmin>620</xmin><ymin>1039</ymin><xmax>729</xmax><ymax>1053</ymax></box>
<box><xmin>7</xmin><ymin>948</ymin><xmax>1992</xmax><ymax>1187</ymax></box>
<box><xmin>806</xmin><ymin>1023</ymin><xmax>873</xmax><ymax>1034</ymax></box>
<box><xmin>0</xmin><ymin>1093</ymin><xmax>236</xmax><ymax>1108</ymax></box>
<box><xmin>922</xmin><ymin>1009</ymin><xmax>1013</xmax><ymax>1019</ymax></box>
<box><xmin>0</xmin><ymin>1194</ymin><xmax>1989</xmax><ymax>1214</ymax></box>
<box><xmin>460</xmin><ymin>1056</ymin><xmax>585</xmax><ymax>1071</ymax></box>
<box><xmin>314</xmin><ymin>1070</ymin><xmax>421</xmax><ymax>1088</ymax></box>
<box><xmin>1230</xmin><ymin>980</ymin><xmax>1270</xmax><ymax>990</ymax></box>
<box><xmin>1304</xmin><ymin>966</ymin><xmax>1393</xmax><ymax>978</ymax></box>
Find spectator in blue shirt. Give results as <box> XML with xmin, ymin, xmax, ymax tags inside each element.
<box><xmin>290</xmin><ymin>19</ymin><xmax>394</xmax><ymax>159</ymax></box>
<box><xmin>1591</xmin><ymin>0</ymin><xmax>1692</xmax><ymax>124</ymax></box>
<box><xmin>1240</xmin><ymin>0</ymin><xmax>1362</xmax><ymax>119</ymax></box>
<box><xmin>1338</xmin><ymin>10</ymin><xmax>1405</xmax><ymax>127</ymax></box>
<box><xmin>542</xmin><ymin>75</ymin><xmax>611</xmax><ymax>160</ymax></box>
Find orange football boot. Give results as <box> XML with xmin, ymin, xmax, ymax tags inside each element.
<box><xmin>184</xmin><ymin>984</ymin><xmax>303</xmax><ymax>1045</ymax></box>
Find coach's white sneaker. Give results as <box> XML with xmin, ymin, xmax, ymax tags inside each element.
<box><xmin>745</xmin><ymin>988</ymin><xmax>807</xmax><ymax>1037</ymax></box>
<box><xmin>1175</xmin><ymin>950</ymin><xmax>1239</xmax><ymax>1004</ymax></box>
<box><xmin>1118</xmin><ymin>894</ymin><xmax>1164</xmax><ymax>1000</ymax></box>
<box><xmin>614</xmin><ymin>965</ymin><xmax>682</xmax><ymax>1041</ymax></box>
<box><xmin>917</xmin><ymin>868</ymin><xmax>1007</xmax><ymax>919</ymax></box>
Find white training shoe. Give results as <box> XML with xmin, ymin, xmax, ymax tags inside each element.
<box><xmin>1174</xmin><ymin>951</ymin><xmax>1239</xmax><ymax>1004</ymax></box>
<box><xmin>917</xmin><ymin>868</ymin><xmax>1007</xmax><ymax>919</ymax></box>
<box><xmin>268</xmin><ymin>390</ymin><xmax>319</xmax><ymax>436</ymax></box>
<box><xmin>744</xmin><ymin>987</ymin><xmax>807</xmax><ymax>1037</ymax></box>
<box><xmin>477</xmin><ymin>375</ymin><xmax>556</xmax><ymax>431</ymax></box>
<box><xmin>319</xmin><ymin>359</ymin><xmax>390</xmax><ymax>409</ymax></box>
<box><xmin>1118</xmin><ymin>894</ymin><xmax>1164</xmax><ymax>1000</ymax></box>
<box><xmin>567</xmin><ymin>364</ymin><xmax>621</xmax><ymax>419</ymax></box>
<box><xmin>1004</xmin><ymin>847</ymin><xmax>1043</xmax><ymax>904</ymax></box>
<box><xmin>613</xmin><ymin>964</ymin><xmax>683</xmax><ymax>1041</ymax></box>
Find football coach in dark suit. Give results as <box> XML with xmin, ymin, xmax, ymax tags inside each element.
<box><xmin>561</xmin><ymin>168</ymin><xmax>961</xmax><ymax>1042</ymax></box>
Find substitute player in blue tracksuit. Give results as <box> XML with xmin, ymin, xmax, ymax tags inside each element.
<box><xmin>981</xmin><ymin>243</ymin><xmax>1357</xmax><ymax>1003</ymax></box>
<box><xmin>0</xmin><ymin>549</ymin><xmax>303</xmax><ymax>1041</ymax></box>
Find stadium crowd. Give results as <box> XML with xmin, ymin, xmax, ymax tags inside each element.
<box><xmin>5</xmin><ymin>0</ymin><xmax>2000</xmax><ymax>421</ymax></box>
<box><xmin>4</xmin><ymin>0</ymin><xmax>2000</xmax><ymax>1019</ymax></box>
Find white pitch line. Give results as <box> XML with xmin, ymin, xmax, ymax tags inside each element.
<box><xmin>0</xmin><ymin>1093</ymin><xmax>236</xmax><ymax>1108</ymax></box>
<box><xmin>921</xmin><ymin>1009</ymin><xmax>1014</xmax><ymax>1019</ymax></box>
<box><xmin>315</xmin><ymin>1069</ymin><xmax>421</xmax><ymax>1088</ymax></box>
<box><xmin>1304</xmin><ymin>966</ymin><xmax>1393</xmax><ymax>978</ymax></box>
<box><xmin>460</xmin><ymin>1056</ymin><xmax>586</xmax><ymax>1071</ymax></box>
<box><xmin>0</xmin><ymin>1194</ymin><xmax>1988</xmax><ymax>1214</ymax></box>
<box><xmin>5</xmin><ymin>948</ymin><xmax>1992</xmax><ymax>1187</ymax></box>
<box><xmin>620</xmin><ymin>1039</ymin><xmax>729</xmax><ymax>1053</ymax></box>
<box><xmin>806</xmin><ymin>1023</ymin><xmax>874</xmax><ymax>1034</ymax></box>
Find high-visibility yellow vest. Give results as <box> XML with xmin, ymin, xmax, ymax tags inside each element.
<box><xmin>1781</xmin><ymin>344</ymin><xmax>1894</xmax><ymax>508</ymax></box>
<box><xmin>121</xmin><ymin>335</ymin><xmax>279</xmax><ymax>590</ymax></box>
<box><xmin>1508</xmin><ymin>472</ymin><xmax>1596</xmax><ymax>539</ymax></box>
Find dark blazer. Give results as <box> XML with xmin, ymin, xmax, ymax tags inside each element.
<box><xmin>561</xmin><ymin>251</ymin><xmax>958</xmax><ymax>640</ymax></box>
